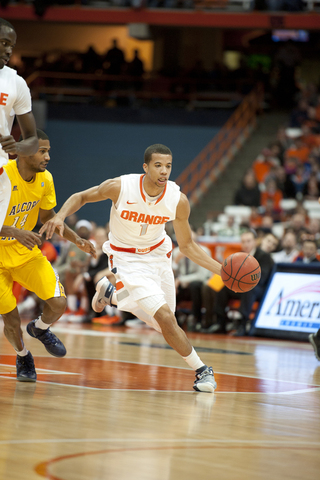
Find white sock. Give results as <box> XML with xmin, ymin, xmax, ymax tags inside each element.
<box><xmin>67</xmin><ymin>294</ymin><xmax>78</xmax><ymax>312</ymax></box>
<box><xmin>16</xmin><ymin>346</ymin><xmax>28</xmax><ymax>357</ymax></box>
<box><xmin>182</xmin><ymin>347</ymin><xmax>205</xmax><ymax>371</ymax></box>
<box><xmin>35</xmin><ymin>316</ymin><xmax>51</xmax><ymax>330</ymax></box>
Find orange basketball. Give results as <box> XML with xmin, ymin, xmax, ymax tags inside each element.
<box><xmin>221</xmin><ymin>252</ymin><xmax>261</xmax><ymax>293</ymax></box>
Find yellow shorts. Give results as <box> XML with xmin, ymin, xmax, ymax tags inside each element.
<box><xmin>0</xmin><ymin>244</ymin><xmax>65</xmax><ymax>315</ymax></box>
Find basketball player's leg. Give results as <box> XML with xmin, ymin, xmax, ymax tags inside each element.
<box><xmin>13</xmin><ymin>251</ymin><xmax>67</xmax><ymax>357</ymax></box>
<box><xmin>135</xmin><ymin>296</ymin><xmax>216</xmax><ymax>393</ymax></box>
<box><xmin>0</xmin><ymin>270</ymin><xmax>37</xmax><ymax>382</ymax></box>
<box><xmin>153</xmin><ymin>303</ymin><xmax>193</xmax><ymax>357</ymax></box>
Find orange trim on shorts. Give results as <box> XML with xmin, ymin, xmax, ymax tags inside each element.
<box><xmin>110</xmin><ymin>238</ymin><xmax>165</xmax><ymax>255</ymax></box>
<box><xmin>116</xmin><ymin>281</ymin><xmax>124</xmax><ymax>290</ymax></box>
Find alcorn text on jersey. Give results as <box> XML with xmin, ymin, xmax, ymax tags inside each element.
<box><xmin>1</xmin><ymin>160</ymin><xmax>56</xmax><ymax>246</ymax></box>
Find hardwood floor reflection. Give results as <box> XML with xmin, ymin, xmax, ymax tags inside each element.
<box><xmin>0</xmin><ymin>320</ymin><xmax>319</xmax><ymax>480</ymax></box>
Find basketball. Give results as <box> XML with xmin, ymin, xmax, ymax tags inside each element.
<box><xmin>221</xmin><ymin>252</ymin><xmax>261</xmax><ymax>293</ymax></box>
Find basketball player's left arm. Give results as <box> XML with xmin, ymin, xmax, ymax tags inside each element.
<box><xmin>39</xmin><ymin>209</ymin><xmax>96</xmax><ymax>258</ymax></box>
<box><xmin>0</xmin><ymin>112</ymin><xmax>38</xmax><ymax>156</ymax></box>
<box><xmin>173</xmin><ymin>193</ymin><xmax>222</xmax><ymax>276</ymax></box>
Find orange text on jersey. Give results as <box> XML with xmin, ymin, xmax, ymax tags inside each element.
<box><xmin>0</xmin><ymin>93</ymin><xmax>9</xmax><ymax>105</ymax></box>
<box><xmin>120</xmin><ymin>210</ymin><xmax>170</xmax><ymax>224</ymax></box>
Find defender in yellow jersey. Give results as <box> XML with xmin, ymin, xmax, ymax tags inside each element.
<box><xmin>0</xmin><ymin>130</ymin><xmax>96</xmax><ymax>382</ymax></box>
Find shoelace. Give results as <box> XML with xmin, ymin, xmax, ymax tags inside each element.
<box><xmin>37</xmin><ymin>329</ymin><xmax>58</xmax><ymax>346</ymax></box>
<box><xmin>19</xmin><ymin>354</ymin><xmax>34</xmax><ymax>368</ymax></box>
<box><xmin>196</xmin><ymin>367</ymin><xmax>213</xmax><ymax>380</ymax></box>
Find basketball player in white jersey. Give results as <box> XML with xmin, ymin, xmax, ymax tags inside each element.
<box><xmin>0</xmin><ymin>18</ymin><xmax>38</xmax><ymax>230</ymax></box>
<box><xmin>40</xmin><ymin>144</ymin><xmax>224</xmax><ymax>392</ymax></box>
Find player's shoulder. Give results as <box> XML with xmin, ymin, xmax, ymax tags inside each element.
<box><xmin>39</xmin><ymin>169</ymin><xmax>54</xmax><ymax>186</ymax></box>
<box><xmin>168</xmin><ymin>179</ymin><xmax>179</xmax><ymax>187</ymax></box>
<box><xmin>4</xmin><ymin>159</ymin><xmax>17</xmax><ymax>176</ymax></box>
<box><xmin>122</xmin><ymin>173</ymin><xmax>141</xmax><ymax>181</ymax></box>
<box><xmin>1</xmin><ymin>65</ymin><xmax>17</xmax><ymax>77</ymax></box>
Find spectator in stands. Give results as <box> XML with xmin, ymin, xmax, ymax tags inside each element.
<box><xmin>285</xmin><ymin>136</ymin><xmax>310</xmax><ymax>164</ymax></box>
<box><xmin>82</xmin><ymin>45</ymin><xmax>102</xmax><ymax>74</ymax></box>
<box><xmin>275</xmin><ymin>127</ymin><xmax>292</xmax><ymax>159</ymax></box>
<box><xmin>57</xmin><ymin>220</ymin><xmax>93</xmax><ymax>321</ymax></box>
<box><xmin>103</xmin><ymin>39</ymin><xmax>125</xmax><ymax>75</ymax></box>
<box><xmin>127</xmin><ymin>49</ymin><xmax>144</xmax><ymax>77</ymax></box>
<box><xmin>303</xmin><ymin>175</ymin><xmax>320</xmax><ymax>201</ymax></box>
<box><xmin>260</xmin><ymin>177</ymin><xmax>283</xmax><ymax>210</ymax></box>
<box><xmin>290</xmin><ymin>99</ymin><xmax>310</xmax><ymax>128</ymax></box>
<box><xmin>272</xmin><ymin>231</ymin><xmax>299</xmax><ymax>263</ymax></box>
<box><xmin>272</xmin><ymin>165</ymin><xmax>296</xmax><ymax>199</ymax></box>
<box><xmin>308</xmin><ymin>218</ymin><xmax>320</xmax><ymax>247</ymax></box>
<box><xmin>127</xmin><ymin>49</ymin><xmax>145</xmax><ymax>91</ymax></box>
<box><xmin>259</xmin><ymin>232</ymin><xmax>279</xmax><ymax>254</ymax></box>
<box><xmin>288</xmin><ymin>212</ymin><xmax>305</xmax><ymax>232</ymax></box>
<box><xmin>173</xmin><ymin>229</ymin><xmax>212</xmax><ymax>331</ymax></box>
<box><xmin>202</xmin><ymin>211</ymin><xmax>216</xmax><ymax>237</ymax></box>
<box><xmin>234</xmin><ymin>169</ymin><xmax>261</xmax><ymax>207</ymax></box>
<box><xmin>216</xmin><ymin>215</ymin><xmax>241</xmax><ymax>239</ymax></box>
<box><xmin>259</xmin><ymin>215</ymin><xmax>274</xmax><ymax>233</ymax></box>
<box><xmin>290</xmin><ymin>163</ymin><xmax>309</xmax><ymax>199</ymax></box>
<box><xmin>253</xmin><ymin>148</ymin><xmax>280</xmax><ymax>184</ymax></box>
<box><xmin>294</xmin><ymin>239</ymin><xmax>319</xmax><ymax>264</ymax></box>
<box><xmin>212</xmin><ymin>229</ymin><xmax>274</xmax><ymax>336</ymax></box>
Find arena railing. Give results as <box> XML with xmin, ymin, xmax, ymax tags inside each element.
<box><xmin>175</xmin><ymin>82</ymin><xmax>264</xmax><ymax>207</ymax></box>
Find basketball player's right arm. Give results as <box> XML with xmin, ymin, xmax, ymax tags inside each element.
<box><xmin>40</xmin><ymin>177</ymin><xmax>121</xmax><ymax>239</ymax></box>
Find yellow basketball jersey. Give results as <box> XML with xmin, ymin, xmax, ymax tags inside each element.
<box><xmin>1</xmin><ymin>160</ymin><xmax>56</xmax><ymax>246</ymax></box>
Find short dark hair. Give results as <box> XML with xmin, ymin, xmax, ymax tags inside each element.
<box><xmin>18</xmin><ymin>129</ymin><xmax>48</xmax><ymax>142</ymax></box>
<box><xmin>302</xmin><ymin>238</ymin><xmax>317</xmax><ymax>248</ymax></box>
<box><xmin>241</xmin><ymin>228</ymin><xmax>257</xmax><ymax>239</ymax></box>
<box><xmin>0</xmin><ymin>18</ymin><xmax>15</xmax><ymax>32</ymax></box>
<box><xmin>144</xmin><ymin>144</ymin><xmax>172</xmax><ymax>165</ymax></box>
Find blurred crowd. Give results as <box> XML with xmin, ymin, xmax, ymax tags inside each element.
<box><xmin>201</xmin><ymin>82</ymin><xmax>320</xmax><ymax>247</ymax></box>
<box><xmin>17</xmin><ymin>40</ymin><xmax>266</xmax><ymax>107</ymax></box>
<box><xmin>1</xmin><ymin>0</ymin><xmax>309</xmax><ymax>14</ymax></box>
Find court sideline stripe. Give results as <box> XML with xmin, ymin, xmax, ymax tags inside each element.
<box><xmin>0</xmin><ymin>375</ymin><xmax>319</xmax><ymax>395</ymax></box>
<box><xmin>1</xmin><ymin>354</ymin><xmax>320</xmax><ymax>387</ymax></box>
<box><xmin>0</xmin><ymin>438</ymin><xmax>319</xmax><ymax>446</ymax></box>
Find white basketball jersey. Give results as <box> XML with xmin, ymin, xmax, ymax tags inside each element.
<box><xmin>0</xmin><ymin>66</ymin><xmax>32</xmax><ymax>166</ymax></box>
<box><xmin>109</xmin><ymin>174</ymin><xmax>181</xmax><ymax>249</ymax></box>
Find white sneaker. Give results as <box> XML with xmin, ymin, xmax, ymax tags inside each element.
<box><xmin>193</xmin><ymin>366</ymin><xmax>217</xmax><ymax>393</ymax></box>
<box><xmin>92</xmin><ymin>277</ymin><xmax>116</xmax><ymax>313</ymax></box>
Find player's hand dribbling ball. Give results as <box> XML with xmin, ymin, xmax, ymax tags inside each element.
<box><xmin>221</xmin><ymin>252</ymin><xmax>261</xmax><ymax>293</ymax></box>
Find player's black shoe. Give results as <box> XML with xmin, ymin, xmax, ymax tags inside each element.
<box><xmin>16</xmin><ymin>351</ymin><xmax>37</xmax><ymax>382</ymax></box>
<box><xmin>27</xmin><ymin>319</ymin><xmax>67</xmax><ymax>357</ymax></box>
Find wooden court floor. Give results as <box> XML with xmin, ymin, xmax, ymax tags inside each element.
<box><xmin>0</xmin><ymin>319</ymin><xmax>320</xmax><ymax>480</ymax></box>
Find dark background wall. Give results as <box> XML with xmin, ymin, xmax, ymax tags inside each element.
<box><xmin>46</xmin><ymin>117</ymin><xmax>222</xmax><ymax>224</ymax></box>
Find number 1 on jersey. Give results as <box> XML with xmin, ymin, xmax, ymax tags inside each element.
<box><xmin>140</xmin><ymin>223</ymin><xmax>149</xmax><ymax>236</ymax></box>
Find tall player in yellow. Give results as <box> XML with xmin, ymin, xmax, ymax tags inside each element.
<box><xmin>0</xmin><ymin>129</ymin><xmax>96</xmax><ymax>382</ymax></box>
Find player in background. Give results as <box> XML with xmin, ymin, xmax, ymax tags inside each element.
<box><xmin>308</xmin><ymin>195</ymin><xmax>320</xmax><ymax>362</ymax></box>
<box><xmin>40</xmin><ymin>144</ymin><xmax>225</xmax><ymax>393</ymax></box>
<box><xmin>0</xmin><ymin>130</ymin><xmax>96</xmax><ymax>382</ymax></box>
<box><xmin>0</xmin><ymin>18</ymin><xmax>39</xmax><ymax>230</ymax></box>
